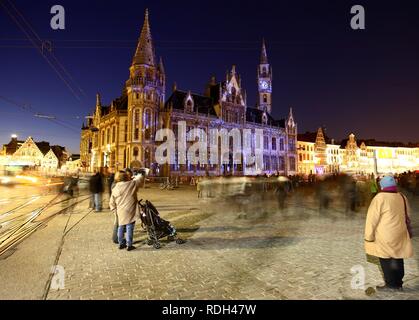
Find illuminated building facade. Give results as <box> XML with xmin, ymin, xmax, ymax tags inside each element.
<box><xmin>0</xmin><ymin>136</ymin><xmax>68</xmax><ymax>172</ymax></box>
<box><xmin>80</xmin><ymin>10</ymin><xmax>298</xmax><ymax>176</ymax></box>
<box><xmin>297</xmin><ymin>130</ymin><xmax>419</xmax><ymax>176</ymax></box>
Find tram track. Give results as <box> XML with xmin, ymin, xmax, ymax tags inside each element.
<box><xmin>0</xmin><ymin>192</ymin><xmax>91</xmax><ymax>257</ymax></box>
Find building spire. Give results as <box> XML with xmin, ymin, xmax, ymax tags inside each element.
<box><xmin>96</xmin><ymin>93</ymin><xmax>101</xmax><ymax>107</ymax></box>
<box><xmin>260</xmin><ymin>38</ymin><xmax>268</xmax><ymax>64</ymax></box>
<box><xmin>132</xmin><ymin>8</ymin><xmax>155</xmax><ymax>66</ymax></box>
<box><xmin>158</xmin><ymin>56</ymin><xmax>165</xmax><ymax>74</ymax></box>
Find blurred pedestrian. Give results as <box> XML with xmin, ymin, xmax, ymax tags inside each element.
<box><xmin>89</xmin><ymin>169</ymin><xmax>104</xmax><ymax>212</ymax></box>
<box><xmin>344</xmin><ymin>178</ymin><xmax>357</xmax><ymax>213</ymax></box>
<box><xmin>275</xmin><ymin>177</ymin><xmax>290</xmax><ymax>210</ymax></box>
<box><xmin>364</xmin><ymin>175</ymin><xmax>413</xmax><ymax>292</ymax></box>
<box><xmin>110</xmin><ymin>171</ymin><xmax>143</xmax><ymax>251</ymax></box>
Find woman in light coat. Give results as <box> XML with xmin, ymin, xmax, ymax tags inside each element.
<box><xmin>110</xmin><ymin>171</ymin><xmax>143</xmax><ymax>251</ymax></box>
<box><xmin>364</xmin><ymin>175</ymin><xmax>413</xmax><ymax>292</ymax></box>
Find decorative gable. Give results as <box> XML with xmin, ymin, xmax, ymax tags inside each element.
<box><xmin>184</xmin><ymin>91</ymin><xmax>194</xmax><ymax>112</ymax></box>
<box><xmin>221</xmin><ymin>65</ymin><xmax>245</xmax><ymax>106</ymax></box>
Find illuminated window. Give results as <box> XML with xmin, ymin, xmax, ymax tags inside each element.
<box><xmin>264</xmin><ymin>136</ymin><xmax>269</xmax><ymax>150</ymax></box>
<box><xmin>133</xmin><ymin>109</ymin><xmax>140</xmax><ymax>141</ymax></box>
<box><xmin>144</xmin><ymin>109</ymin><xmax>152</xmax><ymax>140</ymax></box>
<box><xmin>124</xmin><ymin>121</ymin><xmax>128</xmax><ymax>142</ymax></box>
<box><xmin>289</xmin><ymin>157</ymin><xmax>296</xmax><ymax>171</ymax></box>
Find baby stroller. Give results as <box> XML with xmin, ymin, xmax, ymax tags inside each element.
<box><xmin>138</xmin><ymin>199</ymin><xmax>185</xmax><ymax>249</ymax></box>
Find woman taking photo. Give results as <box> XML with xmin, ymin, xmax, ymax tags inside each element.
<box><xmin>110</xmin><ymin>171</ymin><xmax>143</xmax><ymax>251</ymax></box>
<box><xmin>365</xmin><ymin>175</ymin><xmax>413</xmax><ymax>292</ymax></box>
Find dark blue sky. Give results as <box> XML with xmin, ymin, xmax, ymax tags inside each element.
<box><xmin>1</xmin><ymin>0</ymin><xmax>418</xmax><ymax>153</ymax></box>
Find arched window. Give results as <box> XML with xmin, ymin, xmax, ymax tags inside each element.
<box><xmin>124</xmin><ymin>121</ymin><xmax>128</xmax><ymax>142</ymax></box>
<box><xmin>144</xmin><ymin>109</ymin><xmax>152</xmax><ymax>140</ymax></box>
<box><xmin>186</xmin><ymin>100</ymin><xmax>193</xmax><ymax>112</ymax></box>
<box><xmin>134</xmin><ymin>109</ymin><xmax>140</xmax><ymax>141</ymax></box>
<box><xmin>263</xmin><ymin>94</ymin><xmax>268</xmax><ymax>103</ymax></box>
<box><xmin>262</xmin><ymin>113</ymin><xmax>268</xmax><ymax>125</ymax></box>
<box><xmin>133</xmin><ymin>147</ymin><xmax>139</xmax><ymax>158</ymax></box>
<box><xmin>231</xmin><ymin>87</ymin><xmax>236</xmax><ymax>102</ymax></box>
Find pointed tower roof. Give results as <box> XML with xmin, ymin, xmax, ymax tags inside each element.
<box><xmin>96</xmin><ymin>93</ymin><xmax>101</xmax><ymax>107</ymax></box>
<box><xmin>158</xmin><ymin>56</ymin><xmax>165</xmax><ymax>74</ymax></box>
<box><xmin>132</xmin><ymin>9</ymin><xmax>155</xmax><ymax>66</ymax></box>
<box><xmin>260</xmin><ymin>38</ymin><xmax>268</xmax><ymax>64</ymax></box>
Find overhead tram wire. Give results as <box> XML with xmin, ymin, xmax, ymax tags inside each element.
<box><xmin>0</xmin><ymin>95</ymin><xmax>81</xmax><ymax>135</ymax></box>
<box><xmin>0</xmin><ymin>1</ymin><xmax>83</xmax><ymax>101</ymax></box>
<box><xmin>5</xmin><ymin>0</ymin><xmax>86</xmax><ymax>97</ymax></box>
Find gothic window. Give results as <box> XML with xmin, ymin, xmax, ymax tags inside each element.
<box><xmin>231</xmin><ymin>87</ymin><xmax>236</xmax><ymax>102</ymax></box>
<box><xmin>106</xmin><ymin>128</ymin><xmax>110</xmax><ymax>145</ymax></box>
<box><xmin>134</xmin><ymin>109</ymin><xmax>140</xmax><ymax>141</ymax></box>
<box><xmin>133</xmin><ymin>147</ymin><xmax>139</xmax><ymax>158</ymax></box>
<box><xmin>136</xmin><ymin>93</ymin><xmax>139</xmax><ymax>100</ymax></box>
<box><xmin>124</xmin><ymin>121</ymin><xmax>128</xmax><ymax>142</ymax></box>
<box><xmin>262</xmin><ymin>67</ymin><xmax>267</xmax><ymax>77</ymax></box>
<box><xmin>279</xmin><ymin>138</ymin><xmax>284</xmax><ymax>151</ymax></box>
<box><xmin>289</xmin><ymin>157</ymin><xmax>296</xmax><ymax>171</ymax></box>
<box><xmin>144</xmin><ymin>109</ymin><xmax>152</xmax><ymax>140</ymax></box>
<box><xmin>272</xmin><ymin>137</ymin><xmax>277</xmax><ymax>151</ymax></box>
<box><xmin>101</xmin><ymin>131</ymin><xmax>105</xmax><ymax>146</ymax></box>
<box><xmin>289</xmin><ymin>139</ymin><xmax>296</xmax><ymax>152</ymax></box>
<box><xmin>112</xmin><ymin>126</ymin><xmax>116</xmax><ymax>143</ymax></box>
<box><xmin>263</xmin><ymin>94</ymin><xmax>268</xmax><ymax>103</ymax></box>
<box><xmin>279</xmin><ymin>156</ymin><xmax>285</xmax><ymax>171</ymax></box>
<box><xmin>264</xmin><ymin>136</ymin><xmax>269</xmax><ymax>150</ymax></box>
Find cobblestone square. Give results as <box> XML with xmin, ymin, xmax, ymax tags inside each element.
<box><xmin>1</xmin><ymin>184</ymin><xmax>418</xmax><ymax>300</ymax></box>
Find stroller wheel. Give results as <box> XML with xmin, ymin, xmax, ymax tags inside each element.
<box><xmin>176</xmin><ymin>239</ymin><xmax>185</xmax><ymax>245</ymax></box>
<box><xmin>153</xmin><ymin>242</ymin><xmax>161</xmax><ymax>249</ymax></box>
<box><xmin>146</xmin><ymin>239</ymin><xmax>154</xmax><ymax>246</ymax></box>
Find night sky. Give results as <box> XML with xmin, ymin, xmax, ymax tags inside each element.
<box><xmin>1</xmin><ymin>0</ymin><xmax>418</xmax><ymax>154</ymax></box>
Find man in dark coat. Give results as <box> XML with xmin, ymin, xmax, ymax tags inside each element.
<box><xmin>89</xmin><ymin>170</ymin><xmax>104</xmax><ymax>212</ymax></box>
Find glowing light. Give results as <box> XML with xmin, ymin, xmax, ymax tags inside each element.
<box><xmin>0</xmin><ymin>177</ymin><xmax>11</xmax><ymax>184</ymax></box>
<box><xmin>16</xmin><ymin>175</ymin><xmax>38</xmax><ymax>183</ymax></box>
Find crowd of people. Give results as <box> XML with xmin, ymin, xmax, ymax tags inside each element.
<box><xmin>58</xmin><ymin>167</ymin><xmax>416</xmax><ymax>292</ymax></box>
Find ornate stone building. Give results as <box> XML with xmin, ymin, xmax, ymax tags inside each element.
<box><xmin>80</xmin><ymin>10</ymin><xmax>297</xmax><ymax>176</ymax></box>
<box><xmin>297</xmin><ymin>130</ymin><xmax>419</xmax><ymax>176</ymax></box>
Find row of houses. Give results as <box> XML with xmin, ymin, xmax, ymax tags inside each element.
<box><xmin>0</xmin><ymin>135</ymin><xmax>81</xmax><ymax>174</ymax></box>
<box><xmin>297</xmin><ymin>128</ymin><xmax>419</xmax><ymax>176</ymax></box>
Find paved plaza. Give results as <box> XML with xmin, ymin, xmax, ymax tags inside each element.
<box><xmin>1</xmin><ymin>183</ymin><xmax>419</xmax><ymax>300</ymax></box>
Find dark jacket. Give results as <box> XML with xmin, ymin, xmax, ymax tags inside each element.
<box><xmin>89</xmin><ymin>173</ymin><xmax>104</xmax><ymax>194</ymax></box>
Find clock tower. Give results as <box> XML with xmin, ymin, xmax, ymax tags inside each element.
<box><xmin>257</xmin><ymin>39</ymin><xmax>272</xmax><ymax>114</ymax></box>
